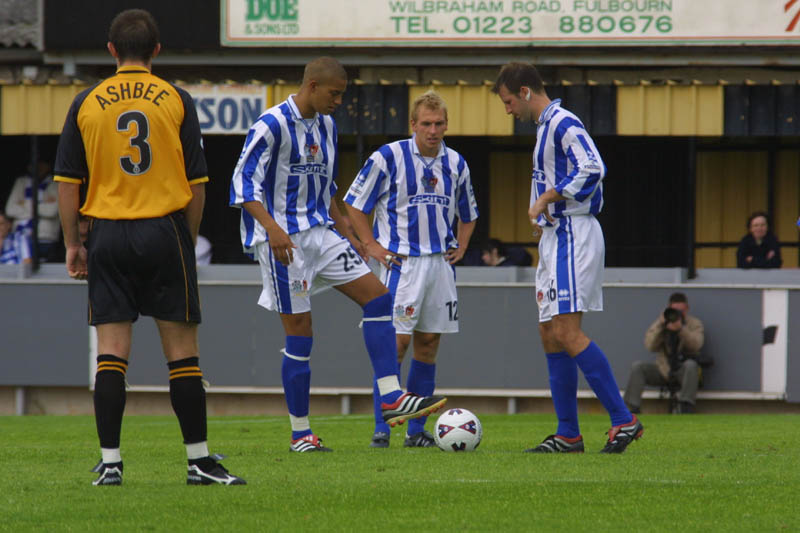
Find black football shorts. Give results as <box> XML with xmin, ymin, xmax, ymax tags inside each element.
<box><xmin>86</xmin><ymin>212</ymin><xmax>201</xmax><ymax>325</ymax></box>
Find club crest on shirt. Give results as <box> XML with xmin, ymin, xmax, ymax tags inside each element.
<box><xmin>394</xmin><ymin>304</ymin><xmax>415</xmax><ymax>321</ymax></box>
<box><xmin>291</xmin><ymin>279</ymin><xmax>309</xmax><ymax>296</ymax></box>
<box><xmin>305</xmin><ymin>144</ymin><xmax>319</xmax><ymax>162</ymax></box>
<box><xmin>421</xmin><ymin>174</ymin><xmax>438</xmax><ymax>193</ymax></box>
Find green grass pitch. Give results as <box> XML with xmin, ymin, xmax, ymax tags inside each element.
<box><xmin>1</xmin><ymin>413</ymin><xmax>797</xmax><ymax>531</ymax></box>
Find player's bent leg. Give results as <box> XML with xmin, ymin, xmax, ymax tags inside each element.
<box><xmin>337</xmin><ymin>277</ymin><xmax>447</xmax><ymax>427</ymax></box>
<box><xmin>371</xmin><ymin>334</ymin><xmax>409</xmax><ymax>448</ymax></box>
<box><xmin>404</xmin><ymin>332</ymin><xmax>440</xmax><ymax>446</ymax></box>
<box><xmin>92</xmin><ymin>321</ymin><xmax>132</xmax><ymax>486</ymax></box>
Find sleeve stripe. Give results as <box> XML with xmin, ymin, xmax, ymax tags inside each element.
<box><xmin>54</xmin><ymin>175</ymin><xmax>84</xmax><ymax>184</ymax></box>
<box><xmin>188</xmin><ymin>176</ymin><xmax>209</xmax><ymax>185</ymax></box>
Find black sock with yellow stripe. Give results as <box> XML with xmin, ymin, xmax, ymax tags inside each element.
<box><xmin>94</xmin><ymin>354</ymin><xmax>128</xmax><ymax>449</ymax></box>
<box><xmin>168</xmin><ymin>357</ymin><xmax>207</xmax><ymax>445</ymax></box>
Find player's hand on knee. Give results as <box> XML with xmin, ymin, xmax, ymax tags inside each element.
<box><xmin>365</xmin><ymin>241</ymin><xmax>399</xmax><ymax>268</ymax></box>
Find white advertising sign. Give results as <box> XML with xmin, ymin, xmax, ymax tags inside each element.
<box><xmin>183</xmin><ymin>84</ymin><xmax>267</xmax><ymax>134</ymax></box>
<box><xmin>221</xmin><ymin>0</ymin><xmax>800</xmax><ymax>47</ymax></box>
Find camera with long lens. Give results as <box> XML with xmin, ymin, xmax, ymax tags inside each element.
<box><xmin>663</xmin><ymin>307</ymin><xmax>682</xmax><ymax>324</ymax></box>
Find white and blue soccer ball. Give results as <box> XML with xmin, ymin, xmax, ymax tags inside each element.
<box><xmin>434</xmin><ymin>408</ymin><xmax>482</xmax><ymax>452</ymax></box>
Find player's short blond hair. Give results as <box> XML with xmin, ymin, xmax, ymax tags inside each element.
<box><xmin>411</xmin><ymin>90</ymin><xmax>448</xmax><ymax>122</ymax></box>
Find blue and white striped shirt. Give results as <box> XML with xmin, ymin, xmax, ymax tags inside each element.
<box><xmin>344</xmin><ymin>136</ymin><xmax>479</xmax><ymax>256</ymax></box>
<box><xmin>229</xmin><ymin>95</ymin><xmax>338</xmax><ymax>253</ymax></box>
<box><xmin>531</xmin><ymin>99</ymin><xmax>605</xmax><ymax>227</ymax></box>
<box><xmin>0</xmin><ymin>228</ymin><xmax>32</xmax><ymax>265</ymax></box>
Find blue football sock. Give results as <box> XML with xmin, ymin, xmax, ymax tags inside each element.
<box><xmin>372</xmin><ymin>380</ymin><xmax>390</xmax><ymax>434</ymax></box>
<box><xmin>282</xmin><ymin>335</ymin><xmax>312</xmax><ymax>437</ymax></box>
<box><xmin>406</xmin><ymin>359</ymin><xmax>436</xmax><ymax>435</ymax></box>
<box><xmin>362</xmin><ymin>293</ymin><xmax>402</xmax><ymax>404</ymax></box>
<box><xmin>373</xmin><ymin>360</ymin><xmax>401</xmax><ymax>434</ymax></box>
<box><xmin>574</xmin><ymin>341</ymin><xmax>632</xmax><ymax>427</ymax></box>
<box><xmin>546</xmin><ymin>351</ymin><xmax>580</xmax><ymax>438</ymax></box>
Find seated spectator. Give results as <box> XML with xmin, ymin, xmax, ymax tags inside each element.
<box><xmin>737</xmin><ymin>212</ymin><xmax>782</xmax><ymax>269</ymax></box>
<box><xmin>481</xmin><ymin>238</ymin><xmax>532</xmax><ymax>267</ymax></box>
<box><xmin>4</xmin><ymin>160</ymin><xmax>61</xmax><ymax>260</ymax></box>
<box><xmin>623</xmin><ymin>292</ymin><xmax>706</xmax><ymax>415</ymax></box>
<box><xmin>0</xmin><ymin>212</ymin><xmax>33</xmax><ymax>265</ymax></box>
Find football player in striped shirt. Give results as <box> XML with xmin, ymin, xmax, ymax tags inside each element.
<box><xmin>230</xmin><ymin>58</ymin><xmax>446</xmax><ymax>453</ymax></box>
<box><xmin>344</xmin><ymin>91</ymin><xmax>479</xmax><ymax>448</ymax></box>
<box><xmin>493</xmin><ymin>62</ymin><xmax>644</xmax><ymax>454</ymax></box>
<box><xmin>54</xmin><ymin>9</ymin><xmax>244</xmax><ymax>485</ymax></box>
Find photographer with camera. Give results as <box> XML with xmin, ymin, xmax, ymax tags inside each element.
<box><xmin>623</xmin><ymin>292</ymin><xmax>706</xmax><ymax>414</ymax></box>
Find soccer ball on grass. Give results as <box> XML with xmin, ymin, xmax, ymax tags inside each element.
<box><xmin>433</xmin><ymin>408</ymin><xmax>482</xmax><ymax>452</ymax></box>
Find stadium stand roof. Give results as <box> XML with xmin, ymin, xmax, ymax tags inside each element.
<box><xmin>0</xmin><ymin>0</ymin><xmax>40</xmax><ymax>48</ymax></box>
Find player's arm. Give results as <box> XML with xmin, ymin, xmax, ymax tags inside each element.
<box><xmin>343</xmin><ymin>152</ymin><xmax>397</xmax><ymax>266</ymax></box>
<box><xmin>57</xmin><ymin>182</ymin><xmax>87</xmax><ymax>280</ymax></box>
<box><xmin>53</xmin><ymin>92</ymin><xmax>91</xmax><ymax>280</ymax></box>
<box><xmin>184</xmin><ymin>183</ymin><xmax>205</xmax><ymax>245</ymax></box>
<box><xmin>553</xmin><ymin>122</ymin><xmax>605</xmax><ymax>202</ymax></box>
<box><xmin>447</xmin><ymin>160</ymin><xmax>480</xmax><ymax>264</ymax></box>
<box><xmin>445</xmin><ymin>219</ymin><xmax>476</xmax><ymax>265</ymax></box>
<box><xmin>328</xmin><ymin>199</ymin><xmax>364</xmax><ymax>256</ymax></box>
<box><xmin>528</xmin><ymin>188</ymin><xmax>564</xmax><ymax>226</ymax></box>
<box><xmin>345</xmin><ymin>203</ymin><xmax>396</xmax><ymax>268</ymax></box>
<box><xmin>241</xmin><ymin>201</ymin><xmax>296</xmax><ymax>266</ymax></box>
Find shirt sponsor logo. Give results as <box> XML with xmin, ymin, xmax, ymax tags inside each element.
<box><xmin>532</xmin><ymin>169</ymin><xmax>546</xmax><ymax>183</ymax></box>
<box><xmin>409</xmin><ymin>194</ymin><xmax>450</xmax><ymax>206</ymax></box>
<box><xmin>289</xmin><ymin>163</ymin><xmax>329</xmax><ymax>175</ymax></box>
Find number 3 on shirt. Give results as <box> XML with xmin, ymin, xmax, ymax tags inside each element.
<box><xmin>117</xmin><ymin>110</ymin><xmax>152</xmax><ymax>175</ymax></box>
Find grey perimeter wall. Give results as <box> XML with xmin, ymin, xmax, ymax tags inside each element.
<box><xmin>1</xmin><ymin>266</ymin><xmax>797</xmax><ymax>400</ymax></box>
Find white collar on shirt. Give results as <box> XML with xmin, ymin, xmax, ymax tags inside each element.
<box><xmin>287</xmin><ymin>94</ymin><xmax>319</xmax><ymax>124</ymax></box>
<box><xmin>537</xmin><ymin>98</ymin><xmax>562</xmax><ymax>126</ymax></box>
<box><xmin>410</xmin><ymin>134</ymin><xmax>446</xmax><ymax>160</ymax></box>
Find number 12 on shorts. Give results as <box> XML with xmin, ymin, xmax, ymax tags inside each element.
<box><xmin>446</xmin><ymin>300</ymin><xmax>458</xmax><ymax>321</ymax></box>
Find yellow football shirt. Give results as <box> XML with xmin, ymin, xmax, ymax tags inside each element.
<box><xmin>54</xmin><ymin>66</ymin><xmax>208</xmax><ymax>219</ymax></box>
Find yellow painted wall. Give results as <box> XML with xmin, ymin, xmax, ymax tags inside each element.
<box><xmin>617</xmin><ymin>85</ymin><xmax>723</xmax><ymax>136</ymax></box>
<box><xmin>1</xmin><ymin>84</ymin><xmax>87</xmax><ymax>135</ymax></box>
<box><xmin>694</xmin><ymin>150</ymin><xmax>799</xmax><ymax>268</ymax></box>
<box><xmin>271</xmin><ymin>84</ymin><xmax>299</xmax><ymax>107</ymax></box>
<box><xmin>488</xmin><ymin>152</ymin><xmax>539</xmax><ymax>264</ymax></box>
<box><xmin>774</xmin><ymin>151</ymin><xmax>800</xmax><ymax>268</ymax></box>
<box><xmin>408</xmin><ymin>84</ymin><xmax>513</xmax><ymax>136</ymax></box>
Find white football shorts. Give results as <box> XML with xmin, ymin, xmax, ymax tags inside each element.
<box><xmin>255</xmin><ymin>225</ymin><xmax>371</xmax><ymax>314</ymax></box>
<box><xmin>535</xmin><ymin>214</ymin><xmax>604</xmax><ymax>322</ymax></box>
<box><xmin>378</xmin><ymin>253</ymin><xmax>458</xmax><ymax>335</ymax></box>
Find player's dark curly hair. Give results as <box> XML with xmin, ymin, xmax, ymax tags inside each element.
<box><xmin>108</xmin><ymin>9</ymin><xmax>159</xmax><ymax>62</ymax></box>
<box><xmin>492</xmin><ymin>62</ymin><xmax>545</xmax><ymax>96</ymax></box>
